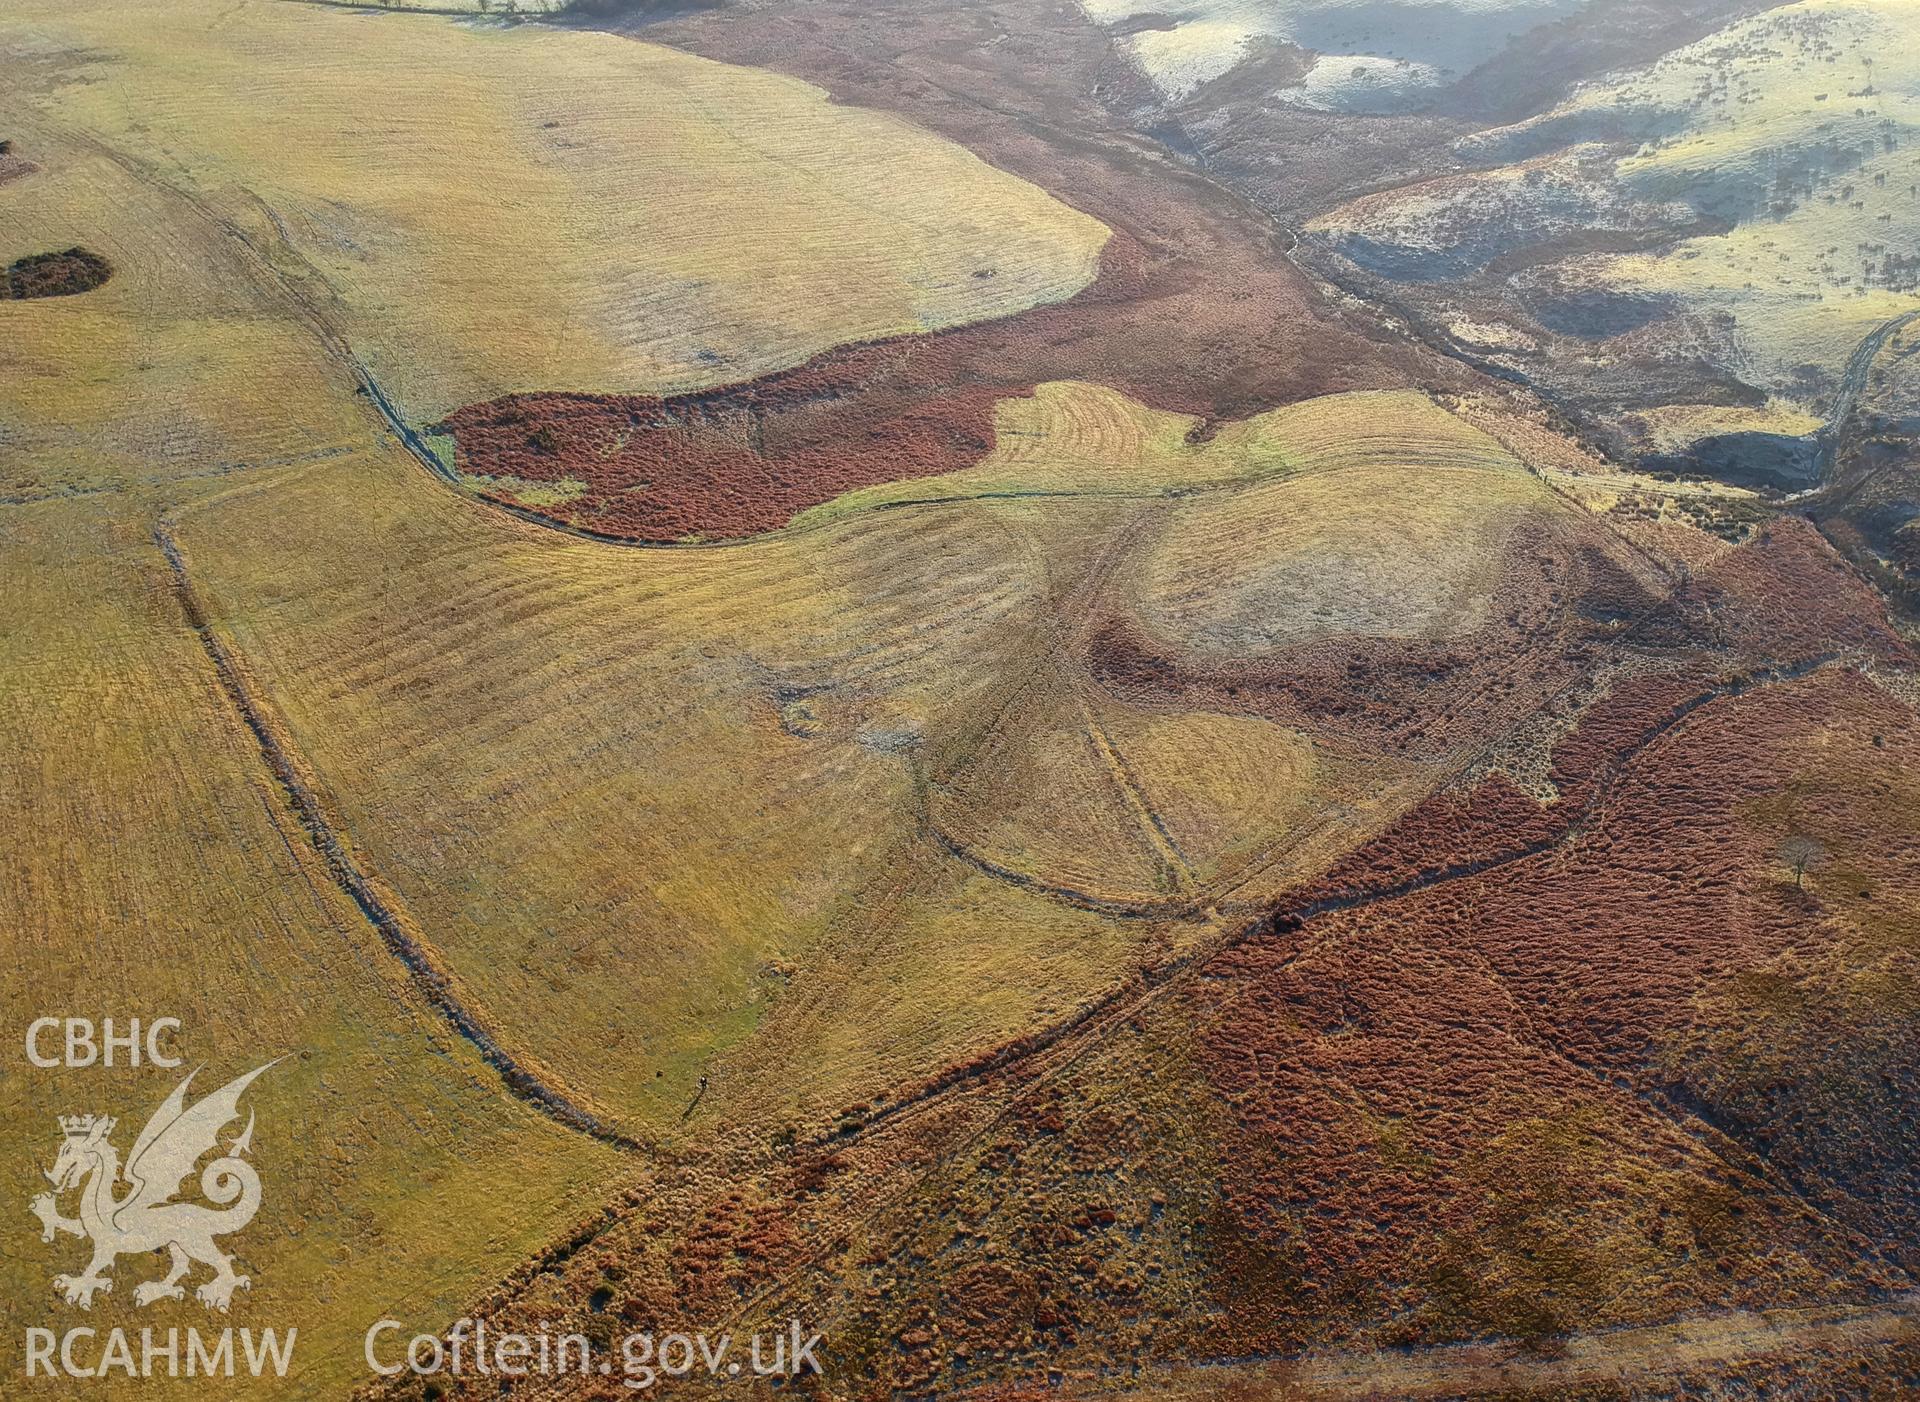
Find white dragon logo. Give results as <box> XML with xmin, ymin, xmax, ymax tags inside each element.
<box><xmin>29</xmin><ymin>1061</ymin><xmax>278</xmax><ymax>1312</ymax></box>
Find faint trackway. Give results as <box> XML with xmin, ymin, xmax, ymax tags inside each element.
<box><xmin>0</xmin><ymin>445</ymin><xmax>358</xmax><ymax>511</ymax></box>
<box><xmin>914</xmin><ymin>503</ymin><xmax>1212</xmax><ymax>922</ymax></box>
<box><xmin>51</xmin><ymin>123</ymin><xmax>727</xmax><ymax>555</ymax></box>
<box><xmin>154</xmin><ymin>525</ymin><xmax>648</xmax><ymax>1156</ymax></box>
<box><xmin>1074</xmin><ymin>1294</ymin><xmax>1920</xmax><ymax>1401</ymax></box>
<box><xmin>820</xmin><ymin>647</ymin><xmax>1849</xmax><ymax>1152</ymax></box>
<box><xmin>917</xmin><ymin>439</ymin><xmax>1693</xmax><ymax>927</ymax></box>
<box><xmin>925</xmin><ymin>824</ymin><xmax>1196</xmax><ymax>919</ymax></box>
<box><xmin>52</xmin><ymin>118</ymin><xmax>1519</xmax><ymax>561</ymax></box>
<box><xmin>74</xmin><ymin>97</ymin><xmax>1912</xmax><ymax>1336</ymax></box>
<box><xmin>132</xmin><ymin>132</ymin><xmax>1183</xmax><ymax>558</ymax></box>
<box><xmin>688</xmin><ymin>649</ymin><xmax>1898</xmax><ymax>1347</ymax></box>
<box><xmin>93</xmin><ymin>108</ymin><xmax>1902</xmax><ymax>1284</ymax></box>
<box><xmin>1081</xmin><ymin>698</ymin><xmax>1205</xmax><ymax>900</ymax></box>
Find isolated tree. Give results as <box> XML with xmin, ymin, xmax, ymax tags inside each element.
<box><xmin>1781</xmin><ymin>834</ymin><xmax>1827</xmax><ymax>890</ymax></box>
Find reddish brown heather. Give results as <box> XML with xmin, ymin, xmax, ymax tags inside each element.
<box><xmin>1191</xmin><ymin>665</ymin><xmax>1915</xmax><ymax>1355</ymax></box>
<box><xmin>436</xmin><ymin>333</ymin><xmax>1014</xmax><ymax>540</ymax></box>
<box><xmin>433</xmin><ymin>41</ymin><xmax>1492</xmax><ymax>543</ymax></box>
<box><xmin>357</xmin><ymin>4</ymin><xmax>1920</xmax><ymax>1388</ymax></box>
<box><xmin>436</xmin><ymin>219</ymin><xmax>1461</xmax><ymax>540</ymax></box>
<box><xmin>356</xmin><ymin>435</ymin><xmax>1917</xmax><ymax>1402</ymax></box>
<box><xmin>1694</xmin><ymin>517</ymin><xmax>1914</xmax><ymax>658</ymax></box>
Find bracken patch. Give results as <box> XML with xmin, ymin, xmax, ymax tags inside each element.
<box><xmin>432</xmin><ymin>234</ymin><xmax>1216</xmax><ymax>540</ymax></box>
<box><xmin>5</xmin><ymin>247</ymin><xmax>110</xmax><ymax>299</ymax></box>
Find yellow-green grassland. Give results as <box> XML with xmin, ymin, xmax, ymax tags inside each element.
<box><xmin>7</xmin><ymin>0</ymin><xmax>1918</xmax><ymax>1396</ymax></box>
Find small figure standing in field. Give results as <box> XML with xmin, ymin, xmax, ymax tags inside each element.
<box><xmin>683</xmin><ymin>1072</ymin><xmax>710</xmax><ymax>1121</ymax></box>
<box><xmin>1781</xmin><ymin>834</ymin><xmax>1827</xmax><ymax>891</ymax></box>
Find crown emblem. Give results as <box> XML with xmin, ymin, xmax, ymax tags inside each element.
<box><xmin>35</xmin><ymin>1062</ymin><xmax>279</xmax><ymax>1312</ymax></box>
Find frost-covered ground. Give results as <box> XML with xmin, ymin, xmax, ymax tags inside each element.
<box><xmin>1078</xmin><ymin>0</ymin><xmax>1588</xmax><ymax>109</ymax></box>
<box><xmin>1306</xmin><ymin>0</ymin><xmax>1920</xmax><ymax>453</ymax></box>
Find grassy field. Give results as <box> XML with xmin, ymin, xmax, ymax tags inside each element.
<box><xmin>420</xmin><ymin>548</ymin><xmax>1918</xmax><ymax>1401</ymax></box>
<box><xmin>2</xmin><ymin>0</ymin><xmax>1105</xmax><ymax>427</ymax></box>
<box><xmin>13</xmin><ymin>0</ymin><xmax>1910</xmax><ymax>1394</ymax></box>
<box><xmin>794</xmin><ymin>383</ymin><xmax>1514</xmax><ymax>522</ymax></box>
<box><xmin>1130</xmin><ymin>394</ymin><xmax>1544</xmax><ymax>655</ymax></box>
<box><xmin>0</xmin><ymin>0</ymin><xmax>1109</xmax><ymax>1387</ymax></box>
<box><xmin>0</xmin><ymin>492</ymin><xmax>627</xmax><ymax>1395</ymax></box>
<box><xmin>0</xmin><ymin>123</ymin><xmax>366</xmax><ymax>501</ymax></box>
<box><xmin>143</xmin><ymin>374</ymin><xmax>1625</xmax><ymax>1150</ymax></box>
<box><xmin>1</xmin><ymin>53</ymin><xmax>605</xmax><ymax>1388</ymax></box>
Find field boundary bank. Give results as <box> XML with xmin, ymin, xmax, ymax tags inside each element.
<box><xmin>820</xmin><ymin>650</ymin><xmax>1853</xmax><ymax>1152</ymax></box>
<box><xmin>657</xmin><ymin>649</ymin><xmax>1880</xmax><ymax>1349</ymax></box>
<box><xmin>154</xmin><ymin>524</ymin><xmax>649</xmax><ymax>1155</ymax></box>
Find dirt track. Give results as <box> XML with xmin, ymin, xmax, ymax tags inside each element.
<box><xmin>657</xmin><ymin>649</ymin><xmax>1885</xmax><ymax>1375</ymax></box>
<box><xmin>805</xmin><ymin>651</ymin><xmax>1855</xmax><ymax>1159</ymax></box>
<box><xmin>1039</xmin><ymin>1293</ymin><xmax>1920</xmax><ymax>1400</ymax></box>
<box><xmin>1822</xmin><ymin>308</ymin><xmax>1920</xmax><ymax>478</ymax></box>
